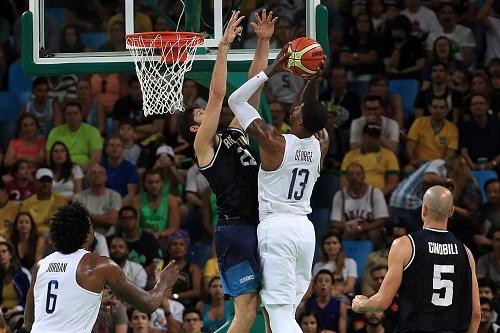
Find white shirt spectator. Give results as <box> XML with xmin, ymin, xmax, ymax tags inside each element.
<box><xmin>73</xmin><ymin>188</ymin><xmax>122</xmax><ymax>235</ymax></box>
<box><xmin>122</xmin><ymin>260</ymin><xmax>147</xmax><ymax>288</ymax></box>
<box><xmin>312</xmin><ymin>257</ymin><xmax>358</xmax><ymax>281</ymax></box>
<box><xmin>52</xmin><ymin>165</ymin><xmax>84</xmax><ymax>199</ymax></box>
<box><xmin>266</xmin><ymin>72</ymin><xmax>305</xmax><ymax>105</ymax></box>
<box><xmin>330</xmin><ymin>186</ymin><xmax>389</xmax><ymax>225</ymax></box>
<box><xmin>426</xmin><ymin>25</ymin><xmax>476</xmax><ymax>62</ymax></box>
<box><xmin>150</xmin><ymin>300</ymin><xmax>185</xmax><ymax>330</ymax></box>
<box><xmin>185</xmin><ymin>164</ymin><xmax>209</xmax><ymax>195</ymax></box>
<box><xmin>349</xmin><ymin>116</ymin><xmax>399</xmax><ymax>147</ymax></box>
<box><xmin>401</xmin><ymin>7</ymin><xmax>441</xmax><ymax>39</ymax></box>
<box><xmin>93</xmin><ymin>232</ymin><xmax>109</xmax><ymax>257</ymax></box>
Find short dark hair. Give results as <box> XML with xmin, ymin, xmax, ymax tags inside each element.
<box><xmin>118</xmin><ymin>118</ymin><xmax>135</xmax><ymax>128</ymax></box>
<box><xmin>364</xmin><ymin>94</ymin><xmax>383</xmax><ymax>106</ymax></box>
<box><xmin>489</xmin><ymin>57</ymin><xmax>500</xmax><ymax>67</ymax></box>
<box><xmin>314</xmin><ymin>269</ymin><xmax>335</xmax><ymax>284</ymax></box>
<box><xmin>301</xmin><ymin>100</ymin><xmax>326</xmax><ymax>133</ymax></box>
<box><xmin>127</xmin><ymin>307</ymin><xmax>151</xmax><ymax>320</ymax></box>
<box><xmin>50</xmin><ymin>202</ymin><xmax>91</xmax><ymax>254</ymax></box>
<box><xmin>183</xmin><ymin>308</ymin><xmax>202</xmax><ymax>320</ymax></box>
<box><xmin>17</xmin><ymin>113</ymin><xmax>39</xmax><ymax>134</ymax></box>
<box><xmin>430</xmin><ymin>96</ymin><xmax>448</xmax><ymax>106</ymax></box>
<box><xmin>390</xmin><ymin>15</ymin><xmax>412</xmax><ymax>34</ymax></box>
<box><xmin>32</xmin><ymin>76</ymin><xmax>48</xmax><ymax>89</ymax></box>
<box><xmin>484</xmin><ymin>178</ymin><xmax>499</xmax><ymax>192</ymax></box>
<box><xmin>470</xmin><ymin>92</ymin><xmax>490</xmax><ymax>105</ymax></box>
<box><xmin>178</xmin><ymin>106</ymin><xmax>199</xmax><ymax>145</ymax></box>
<box><xmin>431</xmin><ymin>60</ymin><xmax>448</xmax><ymax>71</ymax></box>
<box><xmin>143</xmin><ymin>168</ymin><xmax>164</xmax><ymax>183</ymax></box>
<box><xmin>63</xmin><ymin>101</ymin><xmax>82</xmax><ymax>113</ymax></box>
<box><xmin>480</xmin><ymin>297</ymin><xmax>493</xmax><ymax>310</ymax></box>
<box><xmin>478</xmin><ymin>278</ymin><xmax>496</xmax><ymax>292</ymax></box>
<box><xmin>118</xmin><ymin>205</ymin><xmax>138</xmax><ymax>218</ymax></box>
<box><xmin>10</xmin><ymin>159</ymin><xmax>29</xmax><ymax>176</ymax></box>
<box><xmin>439</xmin><ymin>2</ymin><xmax>457</xmax><ymax>13</ymax></box>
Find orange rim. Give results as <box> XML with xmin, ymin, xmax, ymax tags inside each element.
<box><xmin>126</xmin><ymin>31</ymin><xmax>205</xmax><ymax>48</ymax></box>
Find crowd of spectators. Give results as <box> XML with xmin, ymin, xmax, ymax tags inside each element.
<box><xmin>0</xmin><ymin>0</ymin><xmax>500</xmax><ymax>332</ymax></box>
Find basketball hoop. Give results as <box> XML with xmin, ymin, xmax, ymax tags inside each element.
<box><xmin>126</xmin><ymin>32</ymin><xmax>205</xmax><ymax>116</ymax></box>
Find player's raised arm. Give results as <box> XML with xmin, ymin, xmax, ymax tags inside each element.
<box><xmin>352</xmin><ymin>235</ymin><xmax>412</xmax><ymax>313</ymax></box>
<box><xmin>193</xmin><ymin>11</ymin><xmax>244</xmax><ymax>162</ymax></box>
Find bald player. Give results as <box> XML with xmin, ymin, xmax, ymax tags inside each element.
<box><xmin>352</xmin><ymin>186</ymin><xmax>480</xmax><ymax>333</ymax></box>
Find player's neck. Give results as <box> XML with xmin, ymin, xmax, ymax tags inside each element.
<box><xmin>423</xmin><ymin>221</ymin><xmax>447</xmax><ymax>230</ymax></box>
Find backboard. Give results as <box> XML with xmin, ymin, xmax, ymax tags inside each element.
<box><xmin>22</xmin><ymin>0</ymin><xmax>329</xmax><ymax>75</ymax></box>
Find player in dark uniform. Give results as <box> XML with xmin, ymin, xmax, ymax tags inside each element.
<box><xmin>352</xmin><ymin>185</ymin><xmax>481</xmax><ymax>333</ymax></box>
<box><xmin>178</xmin><ymin>10</ymin><xmax>276</xmax><ymax>333</ymax></box>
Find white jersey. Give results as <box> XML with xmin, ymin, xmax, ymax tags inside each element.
<box><xmin>32</xmin><ymin>249</ymin><xmax>102</xmax><ymax>333</ymax></box>
<box><xmin>258</xmin><ymin>134</ymin><xmax>321</xmax><ymax>219</ymax></box>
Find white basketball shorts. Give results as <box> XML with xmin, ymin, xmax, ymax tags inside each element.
<box><xmin>257</xmin><ymin>213</ymin><xmax>316</xmax><ymax>306</ymax></box>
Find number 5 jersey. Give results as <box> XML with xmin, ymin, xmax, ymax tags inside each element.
<box><xmin>199</xmin><ymin>128</ymin><xmax>259</xmax><ymax>222</ymax></box>
<box><xmin>32</xmin><ymin>249</ymin><xmax>102</xmax><ymax>333</ymax></box>
<box><xmin>258</xmin><ymin>134</ymin><xmax>321</xmax><ymax>220</ymax></box>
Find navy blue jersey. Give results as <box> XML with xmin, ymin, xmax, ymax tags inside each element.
<box><xmin>199</xmin><ymin>128</ymin><xmax>259</xmax><ymax>222</ymax></box>
<box><xmin>397</xmin><ymin>228</ymin><xmax>472</xmax><ymax>333</ymax></box>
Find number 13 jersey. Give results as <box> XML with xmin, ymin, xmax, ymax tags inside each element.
<box><xmin>398</xmin><ymin>228</ymin><xmax>472</xmax><ymax>333</ymax></box>
<box><xmin>32</xmin><ymin>249</ymin><xmax>102</xmax><ymax>333</ymax></box>
<box><xmin>258</xmin><ymin>134</ymin><xmax>321</xmax><ymax>219</ymax></box>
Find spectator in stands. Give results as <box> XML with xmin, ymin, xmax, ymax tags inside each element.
<box><xmin>102</xmin><ymin>136</ymin><xmax>139</xmax><ymax>205</ymax></box>
<box><xmin>112</xmin><ymin>76</ymin><xmax>165</xmax><ymax>140</ymax></box>
<box><xmin>20</xmin><ymin>168</ymin><xmax>67</xmax><ymax>233</ymax></box>
<box><xmin>91</xmin><ymin>73</ymin><xmax>126</xmax><ymax>116</ymax></box>
<box><xmin>460</xmin><ymin>93</ymin><xmax>500</xmax><ymax>172</ymax></box>
<box><xmin>19</xmin><ymin>77</ymin><xmax>62</xmax><ymax>138</ymax></box>
<box><xmin>0</xmin><ymin>179</ymin><xmax>20</xmax><ymax>235</ymax></box>
<box><xmin>312</xmin><ymin>231</ymin><xmax>357</xmax><ymax>300</ymax></box>
<box><xmin>91</xmin><ymin>287</ymin><xmax>128</xmax><ymax>333</ymax></box>
<box><xmin>117</xmin><ymin>206</ymin><xmax>162</xmax><ymax>269</ymax></box>
<box><xmin>464</xmin><ymin>71</ymin><xmax>500</xmax><ymax>119</ymax></box>
<box><xmin>108</xmin><ymin>3</ymin><xmax>152</xmax><ymax>35</ymax></box>
<box><xmin>0</xmin><ymin>237</ymin><xmax>30</xmax><ymax>327</ymax></box>
<box><xmin>195</xmin><ymin>276</ymin><xmax>230</xmax><ymax>333</ymax></box>
<box><xmin>479</xmin><ymin>298</ymin><xmax>500</xmax><ymax>333</ymax></box>
<box><xmin>478</xmin><ymin>230</ymin><xmax>500</xmax><ymax>289</ymax></box>
<box><xmin>76</xmin><ymin>77</ymin><xmax>106</xmax><ymax>135</ymax></box>
<box><xmin>153</xmin><ymin>145</ymin><xmax>184</xmax><ymax>197</ymax></box>
<box><xmin>48</xmin><ymin>75</ymin><xmax>78</xmax><ymax>104</ymax></box>
<box><xmin>350</xmin><ymin>95</ymin><xmax>399</xmax><ymax>153</ymax></box>
<box><xmin>128</xmin><ymin>308</ymin><xmax>153</xmax><ymax>333</ymax></box>
<box><xmin>270</xmin><ymin>101</ymin><xmax>291</xmax><ymax>134</ymax></box>
<box><xmin>73</xmin><ymin>163</ymin><xmax>121</xmax><ymax>236</ymax></box>
<box><xmin>47</xmin><ymin>101</ymin><xmax>103</xmax><ymax>172</ymax></box>
<box><xmin>118</xmin><ymin>119</ymin><xmax>149</xmax><ymax>168</ymax></box>
<box><xmin>356</xmin><ymin>312</ymin><xmax>386</xmax><ymax>333</ymax></box>
<box><xmin>341</xmin><ymin>123</ymin><xmax>400</xmax><ymax>196</ymax></box>
<box><xmin>108</xmin><ymin>235</ymin><xmax>147</xmax><ymax>289</ymax></box>
<box><xmin>319</xmin><ymin>66</ymin><xmax>362</xmax><ymax>134</ymax></box>
<box><xmin>478</xmin><ymin>279</ymin><xmax>500</xmax><ymax>323</ymax></box>
<box><xmin>48</xmin><ymin>141</ymin><xmax>83</xmax><ymax>200</ymax></box>
<box><xmin>99</xmin><ymin>19</ymin><xmax>126</xmax><ymax>52</ymax></box>
<box><xmin>4</xmin><ymin>160</ymin><xmax>35</xmax><ymax>202</ymax></box>
<box><xmin>298</xmin><ymin>310</ymin><xmax>336</xmax><ymax>333</ymax></box>
<box><xmin>450</xmin><ymin>68</ymin><xmax>471</xmax><ymax>96</ymax></box>
<box><xmin>477</xmin><ymin>0</ymin><xmax>500</xmax><ymax>63</ymax></box>
<box><xmin>3</xmin><ymin>114</ymin><xmax>46</xmax><ymax>173</ymax></box>
<box><xmin>300</xmin><ymin>270</ymin><xmax>347</xmax><ymax>333</ymax></box>
<box><xmin>321</xmin><ymin>103</ymin><xmax>346</xmax><ymax>172</ymax></box>
<box><xmin>182</xmin><ymin>79</ymin><xmax>207</xmax><ymax>109</ymax></box>
<box><xmin>132</xmin><ymin>168</ymin><xmax>180</xmax><ymax>239</ymax></box>
<box><xmin>406</xmin><ymin>96</ymin><xmax>459</xmax><ymax>171</ymax></box>
<box><xmin>422</xmin><ymin>36</ymin><xmax>467</xmax><ymax>90</ymax></box>
<box><xmin>489</xmin><ymin>58</ymin><xmax>500</xmax><ymax>116</ymax></box>
<box><xmin>482</xmin><ymin>179</ymin><xmax>500</xmax><ymax>235</ymax></box>
<box><xmin>167</xmin><ymin>230</ymin><xmax>202</xmax><ymax>308</ymax></box>
<box><xmin>182</xmin><ymin>309</ymin><xmax>203</xmax><ymax>333</ymax></box>
<box><xmin>368</xmin><ymin>73</ymin><xmax>404</xmax><ymax>129</ymax></box>
<box><xmin>361</xmin><ymin>225</ymin><xmax>408</xmax><ymax>295</ymax></box>
<box><xmin>185</xmin><ymin>162</ymin><xmax>210</xmax><ymax>210</ymax></box>
<box><xmin>426</xmin><ymin>3</ymin><xmax>476</xmax><ymax>67</ymax></box>
<box><xmin>368</xmin><ymin>0</ymin><xmax>389</xmax><ymax>37</ymax></box>
<box><xmin>389</xmin><ymin>156</ymin><xmax>462</xmax><ymax>231</ymax></box>
<box><xmin>382</xmin><ymin>15</ymin><xmax>426</xmax><ymax>80</ymax></box>
<box><xmin>59</xmin><ymin>24</ymin><xmax>90</xmax><ymax>53</ymax></box>
<box><xmin>331</xmin><ymin>163</ymin><xmax>389</xmax><ymax>248</ymax></box>
<box><xmin>414</xmin><ymin>61</ymin><xmax>463</xmax><ymax>123</ymax></box>
<box><xmin>9</xmin><ymin>212</ymin><xmax>45</xmax><ymax>270</ymax></box>
<box><xmin>150</xmin><ymin>289</ymin><xmax>184</xmax><ymax>333</ymax></box>
<box><xmin>64</xmin><ymin>1</ymin><xmax>110</xmax><ymax>32</ymax></box>
<box><xmin>401</xmin><ymin>0</ymin><xmax>440</xmax><ymax>41</ymax></box>
<box><xmin>340</xmin><ymin>13</ymin><xmax>381</xmax><ymax>98</ymax></box>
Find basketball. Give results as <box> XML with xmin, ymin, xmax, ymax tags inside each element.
<box><xmin>286</xmin><ymin>37</ymin><xmax>324</xmax><ymax>78</ymax></box>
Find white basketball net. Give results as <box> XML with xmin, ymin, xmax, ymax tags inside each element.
<box><xmin>126</xmin><ymin>33</ymin><xmax>203</xmax><ymax>116</ymax></box>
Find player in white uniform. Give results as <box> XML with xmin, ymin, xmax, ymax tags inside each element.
<box><xmin>228</xmin><ymin>49</ymin><xmax>329</xmax><ymax>333</ymax></box>
<box><xmin>23</xmin><ymin>202</ymin><xmax>178</xmax><ymax>333</ymax></box>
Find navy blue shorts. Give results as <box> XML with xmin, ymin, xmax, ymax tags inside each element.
<box><xmin>214</xmin><ymin>221</ymin><xmax>262</xmax><ymax>297</ymax></box>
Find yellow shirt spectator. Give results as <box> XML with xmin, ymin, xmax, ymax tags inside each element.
<box><xmin>407</xmin><ymin>116</ymin><xmax>458</xmax><ymax>161</ymax></box>
<box><xmin>20</xmin><ymin>193</ymin><xmax>67</xmax><ymax>233</ymax></box>
<box><xmin>341</xmin><ymin>146</ymin><xmax>400</xmax><ymax>190</ymax></box>
<box><xmin>0</xmin><ymin>201</ymin><xmax>20</xmax><ymax>236</ymax></box>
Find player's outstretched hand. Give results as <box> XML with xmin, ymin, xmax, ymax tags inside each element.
<box><xmin>220</xmin><ymin>11</ymin><xmax>245</xmax><ymax>46</ymax></box>
<box><xmin>264</xmin><ymin>43</ymin><xmax>292</xmax><ymax>77</ymax></box>
<box><xmin>352</xmin><ymin>295</ymin><xmax>368</xmax><ymax>313</ymax></box>
<box><xmin>251</xmin><ymin>9</ymin><xmax>278</xmax><ymax>41</ymax></box>
<box><xmin>158</xmin><ymin>260</ymin><xmax>179</xmax><ymax>289</ymax></box>
<box><xmin>307</xmin><ymin>55</ymin><xmax>326</xmax><ymax>81</ymax></box>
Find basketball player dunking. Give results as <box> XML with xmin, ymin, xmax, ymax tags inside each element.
<box><xmin>352</xmin><ymin>186</ymin><xmax>481</xmax><ymax>333</ymax></box>
<box><xmin>228</xmin><ymin>49</ymin><xmax>329</xmax><ymax>333</ymax></box>
<box><xmin>23</xmin><ymin>202</ymin><xmax>179</xmax><ymax>333</ymax></box>
<box><xmin>178</xmin><ymin>10</ymin><xmax>277</xmax><ymax>333</ymax></box>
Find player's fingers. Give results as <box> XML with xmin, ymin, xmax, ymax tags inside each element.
<box><xmin>267</xmin><ymin>11</ymin><xmax>273</xmax><ymax>21</ymax></box>
<box><xmin>234</xmin><ymin>15</ymin><xmax>245</xmax><ymax>27</ymax></box>
<box><xmin>271</xmin><ymin>17</ymin><xmax>278</xmax><ymax>24</ymax></box>
<box><xmin>164</xmin><ymin>259</ymin><xmax>176</xmax><ymax>270</ymax></box>
<box><xmin>254</xmin><ymin>12</ymin><xmax>262</xmax><ymax>24</ymax></box>
<box><xmin>235</xmin><ymin>26</ymin><xmax>243</xmax><ymax>36</ymax></box>
<box><xmin>250</xmin><ymin>22</ymin><xmax>257</xmax><ymax>30</ymax></box>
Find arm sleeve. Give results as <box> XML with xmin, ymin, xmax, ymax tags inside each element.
<box><xmin>387</xmin><ymin>119</ymin><xmax>400</xmax><ymax>143</ymax></box>
<box><xmin>345</xmin><ymin>258</ymin><xmax>358</xmax><ymax>279</ymax></box>
<box><xmin>330</xmin><ymin>191</ymin><xmax>343</xmax><ymax>221</ymax></box>
<box><xmin>372</xmin><ymin>188</ymin><xmax>389</xmax><ymax>219</ymax></box>
<box><xmin>228</xmin><ymin>71</ymin><xmax>269</xmax><ymax>130</ymax></box>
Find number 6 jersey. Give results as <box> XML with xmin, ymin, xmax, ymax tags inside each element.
<box><xmin>258</xmin><ymin>134</ymin><xmax>321</xmax><ymax>220</ymax></box>
<box><xmin>32</xmin><ymin>249</ymin><xmax>102</xmax><ymax>333</ymax></box>
<box><xmin>398</xmin><ymin>228</ymin><xmax>472</xmax><ymax>333</ymax></box>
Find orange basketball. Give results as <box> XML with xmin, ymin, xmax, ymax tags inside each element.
<box><xmin>286</xmin><ymin>37</ymin><xmax>324</xmax><ymax>78</ymax></box>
